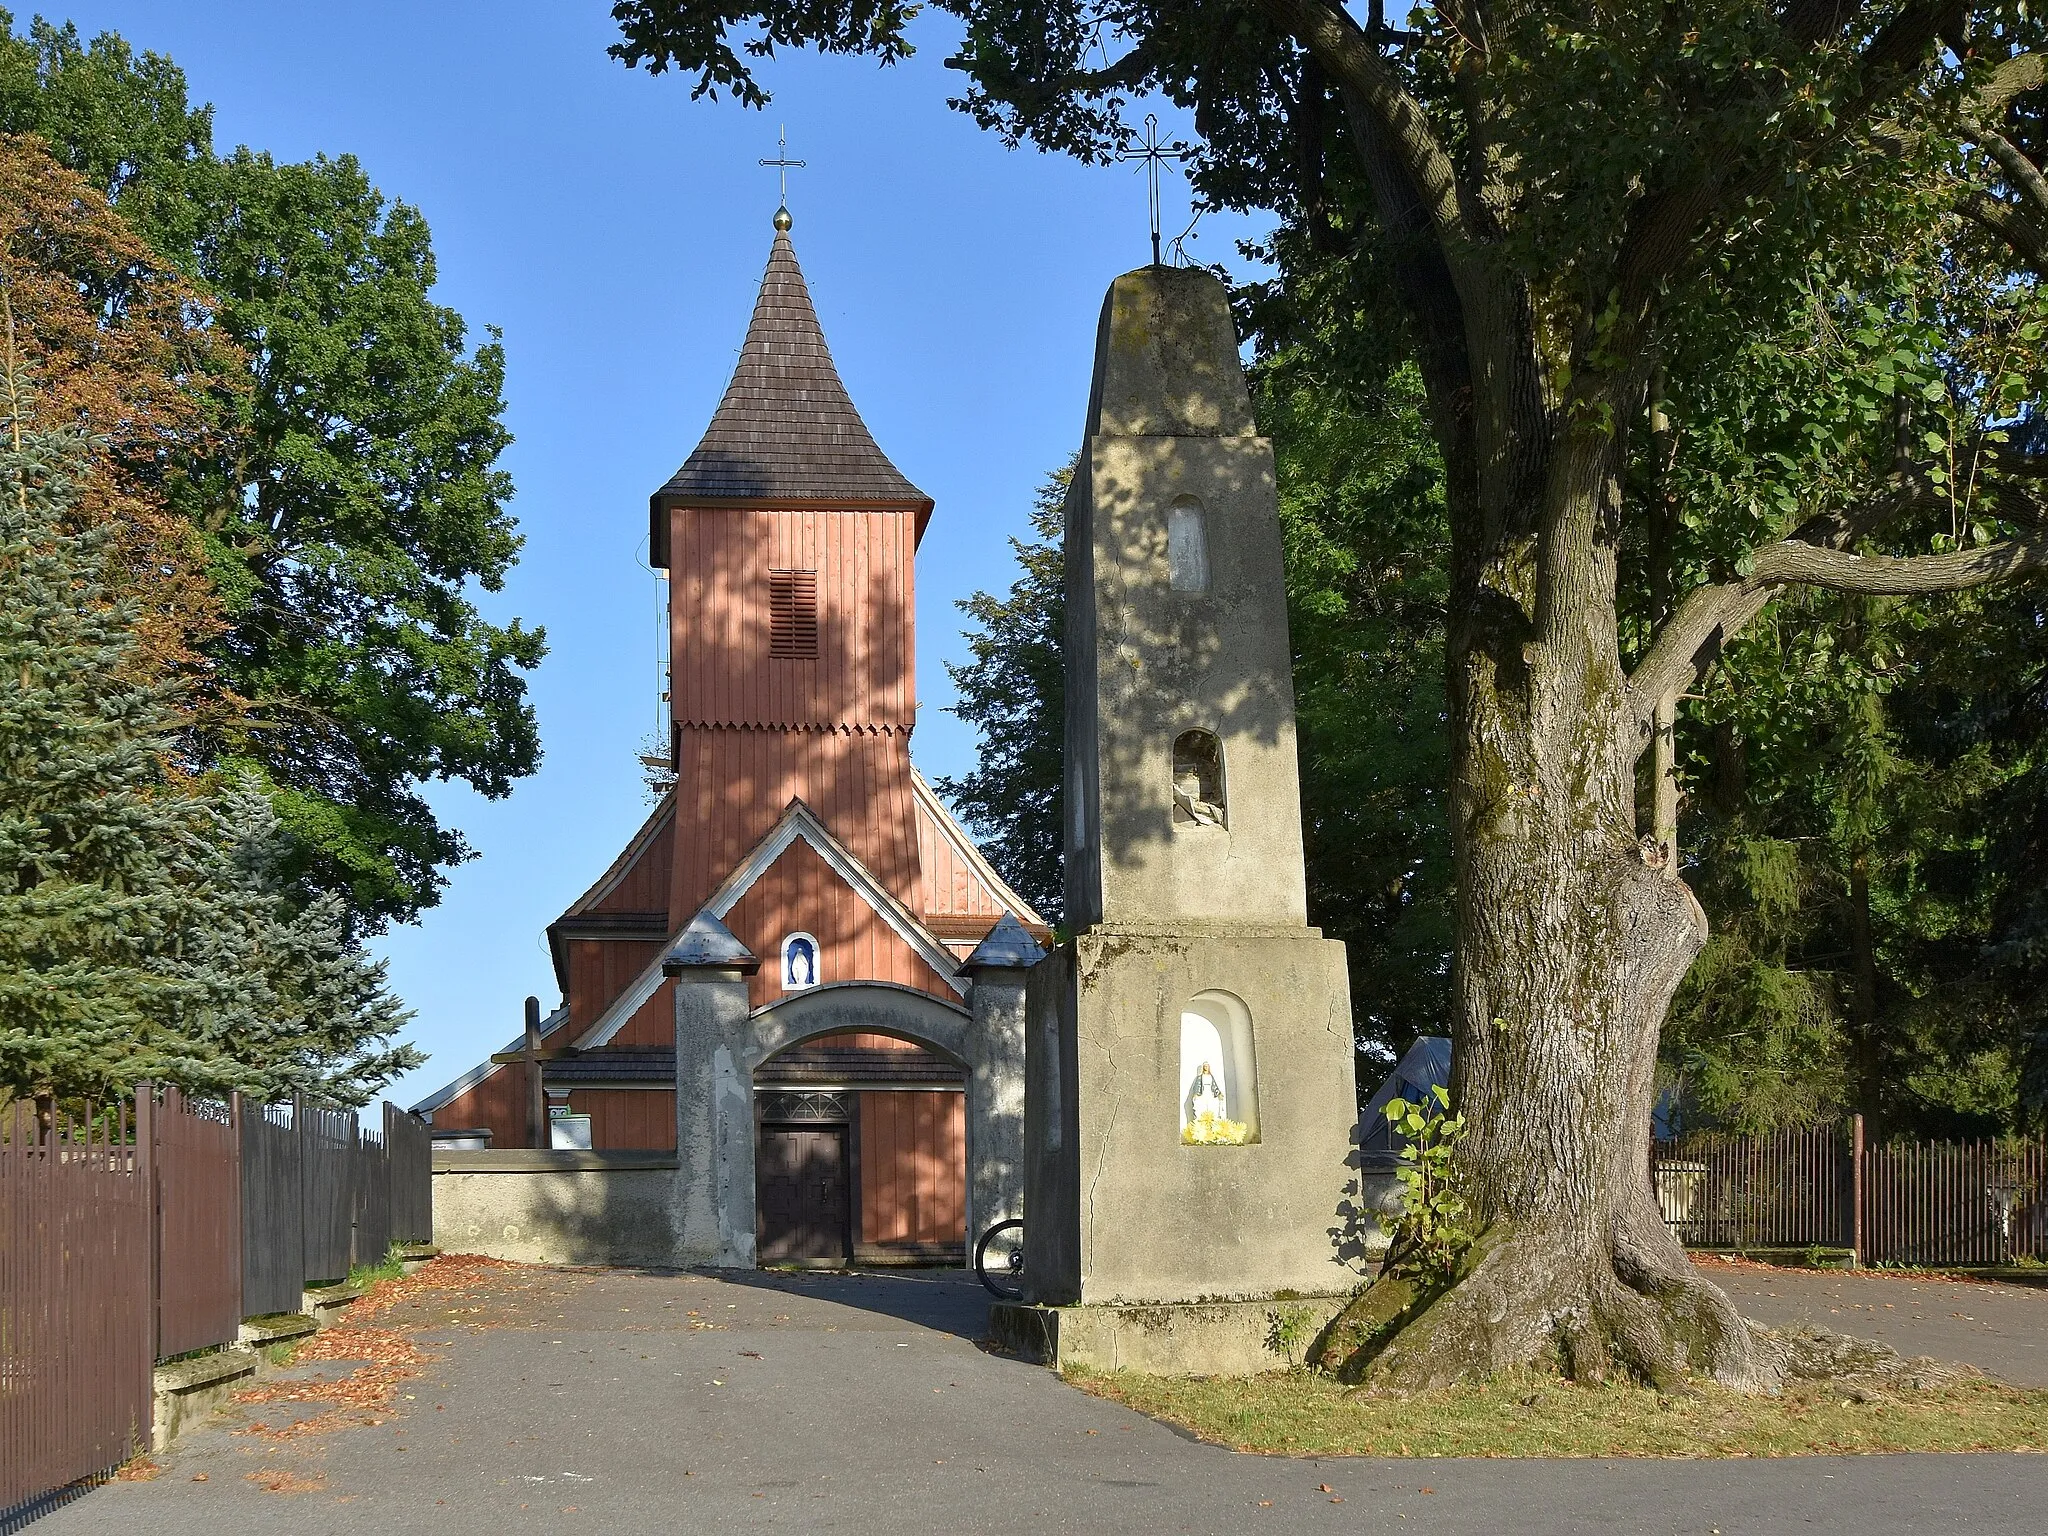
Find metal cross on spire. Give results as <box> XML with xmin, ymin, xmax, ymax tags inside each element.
<box><xmin>759</xmin><ymin>125</ymin><xmax>807</xmax><ymax>231</ymax></box>
<box><xmin>1115</xmin><ymin>114</ymin><xmax>1193</xmax><ymax>267</ymax></box>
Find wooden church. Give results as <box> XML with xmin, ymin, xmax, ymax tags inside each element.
<box><xmin>414</xmin><ymin>213</ymin><xmax>1046</xmax><ymax>1267</ymax></box>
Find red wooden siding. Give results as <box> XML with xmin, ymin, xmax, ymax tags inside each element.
<box><xmin>566</xmin><ymin>940</ymin><xmax>666</xmax><ymax>1035</ymax></box>
<box><xmin>723</xmin><ymin>836</ymin><xmax>958</xmax><ymax>1010</ymax></box>
<box><xmin>667</xmin><ymin>503</ymin><xmax>921</xmax><ymax>920</ymax></box>
<box><xmin>669</xmin><ymin>506</ymin><xmax>915</xmax><ymax>731</ymax></box>
<box><xmin>914</xmin><ymin>793</ymin><xmax>1006</xmax><ymax>920</ymax></box>
<box><xmin>672</xmin><ymin>728</ymin><xmax>920</xmax><ymax>922</ymax></box>
<box><xmin>566</xmin><ymin>1090</ymin><xmax>677</xmax><ymax>1151</ymax></box>
<box><xmin>583</xmin><ymin>801</ymin><xmax>675</xmax><ymax>917</ymax></box>
<box><xmin>858</xmin><ymin>1091</ymin><xmax>965</xmax><ymax>1247</ymax></box>
<box><xmin>430</xmin><ymin>1063</ymin><xmax>524</xmax><ymax>1145</ymax></box>
<box><xmin>813</xmin><ymin>1031</ymin><xmax>923</xmax><ymax>1053</ymax></box>
<box><xmin>605</xmin><ymin>978</ymin><xmax>677</xmax><ymax>1047</ymax></box>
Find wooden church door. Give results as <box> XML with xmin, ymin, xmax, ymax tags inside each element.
<box><xmin>756</xmin><ymin>1125</ymin><xmax>850</xmax><ymax>1263</ymax></box>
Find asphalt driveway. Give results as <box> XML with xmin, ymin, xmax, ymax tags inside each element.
<box><xmin>32</xmin><ymin>1259</ymin><xmax>2048</xmax><ymax>1536</ymax></box>
<box><xmin>1694</xmin><ymin>1257</ymin><xmax>2048</xmax><ymax>1388</ymax></box>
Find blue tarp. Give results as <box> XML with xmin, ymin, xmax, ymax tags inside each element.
<box><xmin>1361</xmin><ymin>1035</ymin><xmax>1452</xmax><ymax>1153</ymax></box>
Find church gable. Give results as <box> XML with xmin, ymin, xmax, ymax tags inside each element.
<box><xmin>546</xmin><ymin>794</ymin><xmax>675</xmax><ymax>994</ymax></box>
<box><xmin>572</xmin><ymin>796</ymin><xmax>966</xmax><ymax>1051</ymax></box>
<box><xmin>723</xmin><ymin>833</ymin><xmax>957</xmax><ymax>1010</ymax></box>
<box><xmin>910</xmin><ymin>769</ymin><xmax>1047</xmax><ymax>951</ymax></box>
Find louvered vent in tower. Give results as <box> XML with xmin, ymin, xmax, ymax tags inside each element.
<box><xmin>769</xmin><ymin>569</ymin><xmax>818</xmax><ymax>659</ymax></box>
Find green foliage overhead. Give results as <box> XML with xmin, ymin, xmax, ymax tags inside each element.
<box><xmin>1</xmin><ymin>12</ymin><xmax>543</xmax><ymax>928</ymax></box>
<box><xmin>1242</xmin><ymin>227</ymin><xmax>1454</xmax><ymax>1062</ymax></box>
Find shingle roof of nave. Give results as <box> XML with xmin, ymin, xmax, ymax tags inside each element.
<box><xmin>655</xmin><ymin>229</ymin><xmax>929</xmax><ymax>504</ymax></box>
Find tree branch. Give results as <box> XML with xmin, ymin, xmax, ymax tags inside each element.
<box><xmin>1628</xmin><ymin>480</ymin><xmax>1931</xmax><ymax>720</ymax></box>
<box><xmin>1960</xmin><ymin>116</ymin><xmax>2048</xmax><ymax>227</ymax></box>
<box><xmin>1250</xmin><ymin>0</ymin><xmax>1471</xmax><ymax>252</ymax></box>
<box><xmin>1756</xmin><ymin>536</ymin><xmax>2048</xmax><ymax>591</ymax></box>
<box><xmin>1628</xmin><ymin>523</ymin><xmax>2048</xmax><ymax>733</ymax></box>
<box><xmin>1972</xmin><ymin>50</ymin><xmax>2046</xmax><ymax>119</ymax></box>
<box><xmin>1958</xmin><ymin>187</ymin><xmax>2048</xmax><ymax>277</ymax></box>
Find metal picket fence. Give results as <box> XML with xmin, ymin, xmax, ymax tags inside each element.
<box><xmin>1654</xmin><ymin>1119</ymin><xmax>2048</xmax><ymax>1265</ymax></box>
<box><xmin>2</xmin><ymin>1087</ymin><xmax>433</xmax><ymax>1521</ymax></box>
<box><xmin>0</xmin><ymin>1099</ymin><xmax>153</xmax><ymax>1515</ymax></box>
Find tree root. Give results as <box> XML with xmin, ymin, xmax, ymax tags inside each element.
<box><xmin>1311</xmin><ymin>1222</ymin><xmax>1930</xmax><ymax>1396</ymax></box>
<box><xmin>1753</xmin><ymin>1322</ymin><xmax>1971</xmax><ymax>1394</ymax></box>
<box><xmin>1318</xmin><ymin>1220</ymin><xmax>1974</xmax><ymax>1400</ymax></box>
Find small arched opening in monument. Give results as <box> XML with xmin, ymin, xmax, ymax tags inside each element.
<box><xmin>1172</xmin><ymin>728</ymin><xmax>1226</xmax><ymax>827</ymax></box>
<box><xmin>1167</xmin><ymin>495</ymin><xmax>1211</xmax><ymax>593</ymax></box>
<box><xmin>1180</xmin><ymin>990</ymin><xmax>1259</xmax><ymax>1145</ymax></box>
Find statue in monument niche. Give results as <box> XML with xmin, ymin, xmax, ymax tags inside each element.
<box><xmin>1170</xmin><ymin>728</ymin><xmax>1225</xmax><ymax>827</ymax></box>
<box><xmin>1011</xmin><ymin>260</ymin><xmax>1377</xmax><ymax>1354</ymax></box>
<box><xmin>1181</xmin><ymin>1060</ymin><xmax>1247</xmax><ymax>1146</ymax></box>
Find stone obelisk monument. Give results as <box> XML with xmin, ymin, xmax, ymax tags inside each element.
<box><xmin>994</xmin><ymin>264</ymin><xmax>1368</xmax><ymax>1374</ymax></box>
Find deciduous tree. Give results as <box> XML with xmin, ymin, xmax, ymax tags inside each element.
<box><xmin>2</xmin><ymin>14</ymin><xmax>543</xmax><ymax>927</ymax></box>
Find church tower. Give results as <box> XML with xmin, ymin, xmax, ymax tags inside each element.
<box><xmin>412</xmin><ymin>215</ymin><xmax>1046</xmax><ymax>1273</ymax></box>
<box><xmin>650</xmin><ymin>221</ymin><xmax>934</xmax><ymax>923</ymax></box>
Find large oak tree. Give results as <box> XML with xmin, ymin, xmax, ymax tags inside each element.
<box><xmin>611</xmin><ymin>0</ymin><xmax>2048</xmax><ymax>1390</ymax></box>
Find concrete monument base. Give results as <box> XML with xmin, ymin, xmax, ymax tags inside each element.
<box><xmin>989</xmin><ymin>1293</ymin><xmax>1353</xmax><ymax>1376</ymax></box>
<box><xmin>1022</xmin><ymin>926</ymin><xmax>1371</xmax><ymax>1307</ymax></box>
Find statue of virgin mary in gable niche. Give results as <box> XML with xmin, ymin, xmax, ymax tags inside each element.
<box><xmin>782</xmin><ymin>933</ymin><xmax>818</xmax><ymax>990</ymax></box>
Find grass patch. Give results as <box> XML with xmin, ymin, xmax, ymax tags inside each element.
<box><xmin>262</xmin><ymin>1339</ymin><xmax>303</xmax><ymax>1367</ymax></box>
<box><xmin>1068</xmin><ymin>1367</ymin><xmax>2048</xmax><ymax>1458</ymax></box>
<box><xmin>348</xmin><ymin>1248</ymin><xmax>406</xmax><ymax>1290</ymax></box>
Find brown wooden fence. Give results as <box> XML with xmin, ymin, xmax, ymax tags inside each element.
<box><xmin>3</xmin><ymin>1087</ymin><xmax>433</xmax><ymax>1520</ymax></box>
<box><xmin>0</xmin><ymin>1100</ymin><xmax>153</xmax><ymax>1515</ymax></box>
<box><xmin>239</xmin><ymin>1100</ymin><xmax>304</xmax><ymax>1318</ymax></box>
<box><xmin>154</xmin><ymin>1089</ymin><xmax>242</xmax><ymax>1359</ymax></box>
<box><xmin>386</xmin><ymin>1101</ymin><xmax>433</xmax><ymax>1245</ymax></box>
<box><xmin>1655</xmin><ymin>1120</ymin><xmax>2048</xmax><ymax>1265</ymax></box>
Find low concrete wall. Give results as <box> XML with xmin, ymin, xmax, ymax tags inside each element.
<box><xmin>153</xmin><ymin>1347</ymin><xmax>258</xmax><ymax>1452</ymax></box>
<box><xmin>432</xmin><ymin>1157</ymin><xmax>679</xmax><ymax>1266</ymax></box>
<box><xmin>991</xmin><ymin>1293</ymin><xmax>1352</xmax><ymax>1377</ymax></box>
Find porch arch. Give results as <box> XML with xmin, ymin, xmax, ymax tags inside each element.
<box><xmin>744</xmin><ymin>981</ymin><xmax>972</xmax><ymax>1073</ymax></box>
<box><xmin>742</xmin><ymin>981</ymin><xmax>983</xmax><ymax>1264</ymax></box>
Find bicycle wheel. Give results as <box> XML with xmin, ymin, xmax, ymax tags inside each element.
<box><xmin>974</xmin><ymin>1218</ymin><xmax>1026</xmax><ymax>1300</ymax></box>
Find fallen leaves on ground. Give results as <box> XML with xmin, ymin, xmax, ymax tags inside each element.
<box><xmin>233</xmin><ymin>1325</ymin><xmax>428</xmax><ymax>1442</ymax></box>
<box><xmin>351</xmin><ymin>1252</ymin><xmax>522</xmax><ymax>1320</ymax></box>
<box><xmin>244</xmin><ymin>1468</ymin><xmax>326</xmax><ymax>1494</ymax></box>
<box><xmin>1691</xmin><ymin>1254</ymin><xmax>2035</xmax><ymax>1291</ymax></box>
<box><xmin>111</xmin><ymin>1457</ymin><xmax>160</xmax><ymax>1481</ymax></box>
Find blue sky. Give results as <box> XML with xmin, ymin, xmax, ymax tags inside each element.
<box><xmin>44</xmin><ymin>2</ymin><xmax>1272</xmax><ymax>1108</ymax></box>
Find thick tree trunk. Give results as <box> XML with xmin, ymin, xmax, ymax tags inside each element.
<box><xmin>1318</xmin><ymin>484</ymin><xmax>1778</xmax><ymax>1392</ymax></box>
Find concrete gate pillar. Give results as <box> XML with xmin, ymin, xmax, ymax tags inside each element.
<box><xmin>958</xmin><ymin>914</ymin><xmax>1048</xmax><ymax>1245</ymax></box>
<box><xmin>664</xmin><ymin>910</ymin><xmax>760</xmax><ymax>1268</ymax></box>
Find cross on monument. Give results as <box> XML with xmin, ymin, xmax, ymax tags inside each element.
<box><xmin>1115</xmin><ymin>113</ymin><xmax>1193</xmax><ymax>267</ymax></box>
<box><xmin>759</xmin><ymin>126</ymin><xmax>807</xmax><ymax>230</ymax></box>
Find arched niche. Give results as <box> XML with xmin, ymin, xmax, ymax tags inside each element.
<box><xmin>1171</xmin><ymin>728</ymin><xmax>1226</xmax><ymax>827</ymax></box>
<box><xmin>1167</xmin><ymin>495</ymin><xmax>1211</xmax><ymax>593</ymax></box>
<box><xmin>779</xmin><ymin>931</ymin><xmax>820</xmax><ymax>992</ymax></box>
<box><xmin>1179</xmin><ymin>989</ymin><xmax>1259</xmax><ymax>1145</ymax></box>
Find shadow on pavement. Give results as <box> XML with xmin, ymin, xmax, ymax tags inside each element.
<box><xmin>708</xmin><ymin>1265</ymin><xmax>994</xmax><ymax>1340</ymax></box>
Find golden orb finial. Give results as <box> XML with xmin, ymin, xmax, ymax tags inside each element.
<box><xmin>773</xmin><ymin>205</ymin><xmax>793</xmax><ymax>233</ymax></box>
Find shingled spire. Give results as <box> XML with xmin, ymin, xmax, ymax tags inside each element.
<box><xmin>650</xmin><ymin>225</ymin><xmax>929</xmax><ymax>565</ymax></box>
